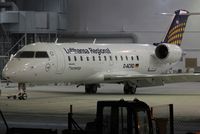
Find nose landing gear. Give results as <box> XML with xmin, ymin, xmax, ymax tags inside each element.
<box><xmin>7</xmin><ymin>83</ymin><xmax>27</xmax><ymax>100</ymax></box>
<box><xmin>17</xmin><ymin>83</ymin><xmax>27</xmax><ymax>100</ymax></box>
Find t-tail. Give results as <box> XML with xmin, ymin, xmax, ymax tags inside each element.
<box><xmin>154</xmin><ymin>10</ymin><xmax>191</xmax><ymax>64</ymax></box>
<box><xmin>163</xmin><ymin>9</ymin><xmax>190</xmax><ymax>46</ymax></box>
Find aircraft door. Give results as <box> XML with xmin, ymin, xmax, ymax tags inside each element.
<box><xmin>109</xmin><ymin>55</ymin><xmax>114</xmax><ymax>66</ymax></box>
<box><xmin>108</xmin><ymin>55</ymin><xmax>114</xmax><ymax>72</ymax></box>
<box><xmin>49</xmin><ymin>46</ymin><xmax>65</xmax><ymax>74</ymax></box>
<box><xmin>55</xmin><ymin>48</ymin><xmax>65</xmax><ymax>74</ymax></box>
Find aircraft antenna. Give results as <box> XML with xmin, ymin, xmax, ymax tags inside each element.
<box><xmin>93</xmin><ymin>38</ymin><xmax>96</xmax><ymax>44</ymax></box>
<box><xmin>55</xmin><ymin>38</ymin><xmax>58</xmax><ymax>43</ymax></box>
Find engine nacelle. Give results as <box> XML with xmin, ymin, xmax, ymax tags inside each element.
<box><xmin>155</xmin><ymin>43</ymin><xmax>182</xmax><ymax>63</ymax></box>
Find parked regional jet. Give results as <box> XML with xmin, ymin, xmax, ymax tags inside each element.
<box><xmin>2</xmin><ymin>9</ymin><xmax>200</xmax><ymax>99</ymax></box>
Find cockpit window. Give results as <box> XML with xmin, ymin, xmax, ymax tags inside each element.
<box><xmin>35</xmin><ymin>51</ymin><xmax>49</xmax><ymax>58</ymax></box>
<box><xmin>14</xmin><ymin>51</ymin><xmax>49</xmax><ymax>58</ymax></box>
<box><xmin>15</xmin><ymin>51</ymin><xmax>34</xmax><ymax>58</ymax></box>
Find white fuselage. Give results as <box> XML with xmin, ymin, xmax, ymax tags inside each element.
<box><xmin>2</xmin><ymin>42</ymin><xmax>177</xmax><ymax>84</ymax></box>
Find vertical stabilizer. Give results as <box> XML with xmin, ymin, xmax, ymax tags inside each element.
<box><xmin>163</xmin><ymin>10</ymin><xmax>189</xmax><ymax>46</ymax></box>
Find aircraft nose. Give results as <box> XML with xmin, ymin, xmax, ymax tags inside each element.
<box><xmin>2</xmin><ymin>64</ymin><xmax>16</xmax><ymax>81</ymax></box>
<box><xmin>2</xmin><ymin>65</ymin><xmax>7</xmax><ymax>79</ymax></box>
<box><xmin>2</xmin><ymin>63</ymin><xmax>16</xmax><ymax>80</ymax></box>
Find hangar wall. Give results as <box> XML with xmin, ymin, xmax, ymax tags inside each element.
<box><xmin>0</xmin><ymin>0</ymin><xmax>68</xmax><ymax>74</ymax></box>
<box><xmin>1</xmin><ymin>0</ymin><xmax>200</xmax><ymax>74</ymax></box>
<box><xmin>67</xmin><ymin>0</ymin><xmax>200</xmax><ymax>72</ymax></box>
<box><xmin>67</xmin><ymin>0</ymin><xmax>200</xmax><ymax>46</ymax></box>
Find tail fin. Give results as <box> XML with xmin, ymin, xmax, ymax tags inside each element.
<box><xmin>163</xmin><ymin>9</ymin><xmax>190</xmax><ymax>46</ymax></box>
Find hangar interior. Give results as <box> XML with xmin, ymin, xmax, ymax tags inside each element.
<box><xmin>0</xmin><ymin>0</ymin><xmax>200</xmax><ymax>76</ymax></box>
<box><xmin>1</xmin><ymin>0</ymin><xmax>200</xmax><ymax>134</ymax></box>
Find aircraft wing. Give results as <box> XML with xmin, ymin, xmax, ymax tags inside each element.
<box><xmin>104</xmin><ymin>73</ymin><xmax>200</xmax><ymax>87</ymax></box>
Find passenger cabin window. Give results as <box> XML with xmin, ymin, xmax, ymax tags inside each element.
<box><xmin>15</xmin><ymin>51</ymin><xmax>34</xmax><ymax>58</ymax></box>
<box><xmin>35</xmin><ymin>51</ymin><xmax>49</xmax><ymax>58</ymax></box>
<box><xmin>131</xmin><ymin>56</ymin><xmax>134</xmax><ymax>61</ymax></box>
<box><xmin>80</xmin><ymin>56</ymin><xmax>83</xmax><ymax>61</ymax></box>
<box><xmin>93</xmin><ymin>56</ymin><xmax>95</xmax><ymax>61</ymax></box>
<box><xmin>137</xmin><ymin>56</ymin><xmax>139</xmax><ymax>61</ymax></box>
<box><xmin>74</xmin><ymin>56</ymin><xmax>77</xmax><ymax>61</ymax></box>
<box><xmin>86</xmin><ymin>56</ymin><xmax>89</xmax><ymax>61</ymax></box>
<box><xmin>104</xmin><ymin>56</ymin><xmax>107</xmax><ymax>61</ymax></box>
<box><xmin>98</xmin><ymin>56</ymin><xmax>101</xmax><ymax>61</ymax></box>
<box><xmin>125</xmin><ymin>56</ymin><xmax>128</xmax><ymax>61</ymax></box>
<box><xmin>115</xmin><ymin>56</ymin><xmax>118</xmax><ymax>61</ymax></box>
<box><xmin>109</xmin><ymin>56</ymin><xmax>112</xmax><ymax>61</ymax></box>
<box><xmin>120</xmin><ymin>56</ymin><xmax>123</xmax><ymax>61</ymax></box>
<box><xmin>68</xmin><ymin>56</ymin><xmax>71</xmax><ymax>61</ymax></box>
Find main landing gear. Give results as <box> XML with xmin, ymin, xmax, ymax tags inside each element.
<box><xmin>123</xmin><ymin>83</ymin><xmax>137</xmax><ymax>94</ymax></box>
<box><xmin>84</xmin><ymin>83</ymin><xmax>137</xmax><ymax>94</ymax></box>
<box><xmin>7</xmin><ymin>83</ymin><xmax>27</xmax><ymax>100</ymax></box>
<box><xmin>85</xmin><ymin>84</ymin><xmax>99</xmax><ymax>94</ymax></box>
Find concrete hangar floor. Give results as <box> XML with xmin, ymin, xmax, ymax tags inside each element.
<box><xmin>0</xmin><ymin>82</ymin><xmax>200</xmax><ymax>134</ymax></box>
